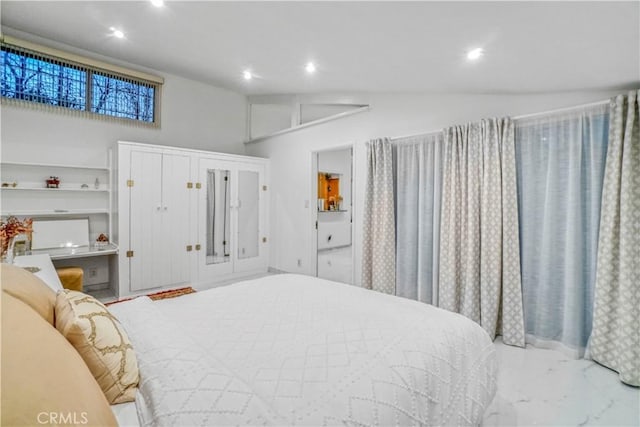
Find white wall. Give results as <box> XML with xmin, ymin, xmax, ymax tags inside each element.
<box><xmin>245</xmin><ymin>90</ymin><xmax>623</xmax><ymax>286</ymax></box>
<box><xmin>0</xmin><ymin>73</ymin><xmax>247</xmax><ymax>165</ymax></box>
<box><xmin>250</xmin><ymin>104</ymin><xmax>292</xmax><ymax>140</ymax></box>
<box><xmin>0</xmin><ymin>30</ymin><xmax>247</xmax><ymax>166</ymax></box>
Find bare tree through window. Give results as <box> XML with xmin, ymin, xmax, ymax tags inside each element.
<box><xmin>1</xmin><ymin>45</ymin><xmax>157</xmax><ymax>124</ymax></box>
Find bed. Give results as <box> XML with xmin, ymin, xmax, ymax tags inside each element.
<box><xmin>109</xmin><ymin>274</ymin><xmax>498</xmax><ymax>426</ymax></box>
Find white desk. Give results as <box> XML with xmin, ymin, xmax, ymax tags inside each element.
<box><xmin>30</xmin><ymin>243</ymin><xmax>118</xmax><ymax>260</ymax></box>
<box><xmin>13</xmin><ymin>254</ymin><xmax>64</xmax><ymax>292</ymax></box>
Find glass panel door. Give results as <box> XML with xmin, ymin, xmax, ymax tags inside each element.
<box><xmin>206</xmin><ymin>168</ymin><xmax>231</xmax><ymax>265</ymax></box>
<box><xmin>198</xmin><ymin>159</ymin><xmax>235</xmax><ymax>281</ymax></box>
<box><xmin>198</xmin><ymin>159</ymin><xmax>266</xmax><ymax>281</ymax></box>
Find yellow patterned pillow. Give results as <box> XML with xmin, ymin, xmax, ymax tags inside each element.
<box><xmin>55</xmin><ymin>290</ymin><xmax>139</xmax><ymax>404</ymax></box>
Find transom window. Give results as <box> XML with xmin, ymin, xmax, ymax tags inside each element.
<box><xmin>1</xmin><ymin>39</ymin><xmax>162</xmax><ymax>126</ymax></box>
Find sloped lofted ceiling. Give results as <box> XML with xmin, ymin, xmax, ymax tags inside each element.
<box><xmin>1</xmin><ymin>1</ymin><xmax>638</xmax><ymax>95</ymax></box>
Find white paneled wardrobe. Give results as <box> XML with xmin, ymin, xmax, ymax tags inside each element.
<box><xmin>115</xmin><ymin>141</ymin><xmax>269</xmax><ymax>298</ymax></box>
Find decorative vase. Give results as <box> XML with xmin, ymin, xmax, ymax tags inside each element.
<box><xmin>1</xmin><ymin>237</ymin><xmax>14</xmax><ymax>264</ymax></box>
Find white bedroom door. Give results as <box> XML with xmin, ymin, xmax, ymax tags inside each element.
<box><xmin>129</xmin><ymin>150</ymin><xmax>191</xmax><ymax>291</ymax></box>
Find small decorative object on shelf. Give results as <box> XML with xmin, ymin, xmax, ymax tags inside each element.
<box><xmin>81</xmin><ymin>183</ymin><xmax>89</xmax><ymax>189</ymax></box>
<box><xmin>46</xmin><ymin>176</ymin><xmax>60</xmax><ymax>188</ymax></box>
<box><xmin>1</xmin><ymin>182</ymin><xmax>17</xmax><ymax>188</ymax></box>
<box><xmin>95</xmin><ymin>233</ymin><xmax>109</xmax><ymax>249</ymax></box>
<box><xmin>0</xmin><ymin>216</ymin><xmax>33</xmax><ymax>262</ymax></box>
<box><xmin>13</xmin><ymin>239</ymin><xmax>28</xmax><ymax>257</ymax></box>
<box><xmin>94</xmin><ymin>177</ymin><xmax>100</xmax><ymax>189</ymax></box>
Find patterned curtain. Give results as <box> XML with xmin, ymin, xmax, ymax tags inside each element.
<box><xmin>589</xmin><ymin>90</ymin><xmax>640</xmax><ymax>386</ymax></box>
<box><xmin>438</xmin><ymin>118</ymin><xmax>525</xmax><ymax>347</ymax></box>
<box><xmin>362</xmin><ymin>138</ymin><xmax>395</xmax><ymax>294</ymax></box>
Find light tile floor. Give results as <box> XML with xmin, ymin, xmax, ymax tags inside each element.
<box><xmin>483</xmin><ymin>339</ymin><xmax>639</xmax><ymax>426</ymax></box>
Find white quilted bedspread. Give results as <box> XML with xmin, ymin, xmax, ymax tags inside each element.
<box><xmin>110</xmin><ymin>274</ymin><xmax>497</xmax><ymax>426</ymax></box>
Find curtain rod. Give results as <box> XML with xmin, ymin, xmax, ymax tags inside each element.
<box><xmin>513</xmin><ymin>99</ymin><xmax>608</xmax><ymax>121</ymax></box>
<box><xmin>391</xmin><ymin>98</ymin><xmax>610</xmax><ymax>142</ymax></box>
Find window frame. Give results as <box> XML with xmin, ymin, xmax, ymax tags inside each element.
<box><xmin>1</xmin><ymin>36</ymin><xmax>163</xmax><ymax>127</ymax></box>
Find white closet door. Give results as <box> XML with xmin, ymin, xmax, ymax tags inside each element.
<box><xmin>160</xmin><ymin>153</ymin><xmax>192</xmax><ymax>287</ymax></box>
<box><xmin>234</xmin><ymin>163</ymin><xmax>267</xmax><ymax>272</ymax></box>
<box><xmin>129</xmin><ymin>150</ymin><xmax>163</xmax><ymax>291</ymax></box>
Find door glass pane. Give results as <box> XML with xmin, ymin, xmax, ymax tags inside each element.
<box><xmin>238</xmin><ymin>170</ymin><xmax>259</xmax><ymax>260</ymax></box>
<box><xmin>206</xmin><ymin>169</ymin><xmax>231</xmax><ymax>265</ymax></box>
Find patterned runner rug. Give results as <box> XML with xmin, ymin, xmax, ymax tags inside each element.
<box><xmin>148</xmin><ymin>287</ymin><xmax>196</xmax><ymax>300</ymax></box>
<box><xmin>106</xmin><ymin>287</ymin><xmax>196</xmax><ymax>306</ymax></box>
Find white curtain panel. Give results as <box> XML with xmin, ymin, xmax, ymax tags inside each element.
<box><xmin>439</xmin><ymin>118</ymin><xmax>525</xmax><ymax>347</ymax></box>
<box><xmin>394</xmin><ymin>133</ymin><xmax>443</xmax><ymax>304</ymax></box>
<box><xmin>589</xmin><ymin>90</ymin><xmax>640</xmax><ymax>386</ymax></box>
<box><xmin>362</xmin><ymin>138</ymin><xmax>396</xmax><ymax>294</ymax></box>
<box><xmin>515</xmin><ymin>105</ymin><xmax>609</xmax><ymax>358</ymax></box>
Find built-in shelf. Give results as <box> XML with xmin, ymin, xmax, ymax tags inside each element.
<box><xmin>1</xmin><ymin>187</ymin><xmax>109</xmax><ymax>193</ymax></box>
<box><xmin>2</xmin><ymin>154</ymin><xmax>120</xmax><ymax>300</ymax></box>
<box><xmin>1</xmin><ymin>209</ymin><xmax>109</xmax><ymax>217</ymax></box>
<box><xmin>1</xmin><ymin>160</ymin><xmax>112</xmax><ymax>218</ymax></box>
<box><xmin>318</xmin><ymin>210</ymin><xmax>349</xmax><ymax>213</ymax></box>
<box><xmin>1</xmin><ymin>161</ymin><xmax>109</xmax><ymax>171</ymax></box>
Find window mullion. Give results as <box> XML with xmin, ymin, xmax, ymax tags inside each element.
<box><xmin>85</xmin><ymin>69</ymin><xmax>92</xmax><ymax>112</ymax></box>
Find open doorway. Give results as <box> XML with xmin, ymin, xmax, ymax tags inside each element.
<box><xmin>312</xmin><ymin>147</ymin><xmax>353</xmax><ymax>284</ymax></box>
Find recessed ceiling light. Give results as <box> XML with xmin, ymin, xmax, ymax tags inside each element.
<box><xmin>467</xmin><ymin>48</ymin><xmax>484</xmax><ymax>61</ymax></box>
<box><xmin>150</xmin><ymin>0</ymin><xmax>164</xmax><ymax>7</ymax></box>
<box><xmin>243</xmin><ymin>70</ymin><xmax>252</xmax><ymax>80</ymax></box>
<box><xmin>110</xmin><ymin>27</ymin><xmax>125</xmax><ymax>39</ymax></box>
<box><xmin>305</xmin><ymin>62</ymin><xmax>316</xmax><ymax>74</ymax></box>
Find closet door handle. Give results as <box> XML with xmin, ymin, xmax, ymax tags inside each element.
<box><xmin>163</xmin><ymin>207</ymin><xmax>168</xmax><ymax>211</ymax></box>
<box><xmin>156</xmin><ymin>206</ymin><xmax>161</xmax><ymax>211</ymax></box>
